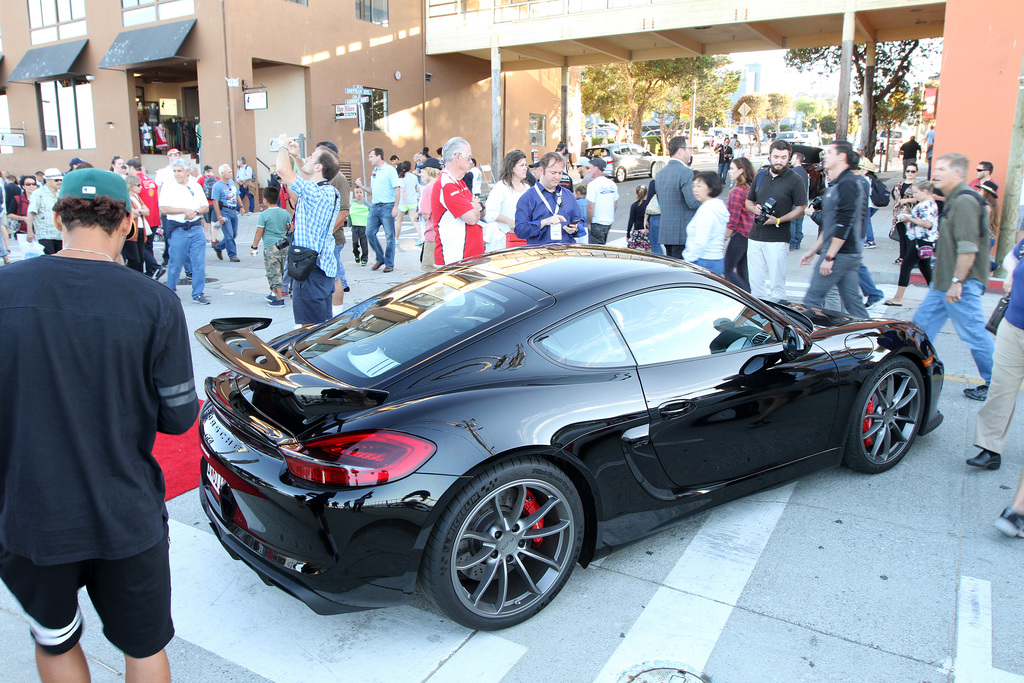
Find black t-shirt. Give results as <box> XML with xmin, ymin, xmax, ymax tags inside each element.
<box><xmin>746</xmin><ymin>166</ymin><xmax>808</xmax><ymax>242</ymax></box>
<box><xmin>0</xmin><ymin>256</ymin><xmax>199</xmax><ymax>564</ymax></box>
<box><xmin>901</xmin><ymin>140</ymin><xmax>922</xmax><ymax>159</ymax></box>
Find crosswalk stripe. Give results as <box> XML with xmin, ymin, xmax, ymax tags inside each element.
<box><xmin>592</xmin><ymin>484</ymin><xmax>794</xmax><ymax>681</ymax></box>
<box><xmin>167</xmin><ymin>520</ymin><xmax>524</xmax><ymax>683</ymax></box>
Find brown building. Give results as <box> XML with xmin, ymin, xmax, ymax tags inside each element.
<box><xmin>0</xmin><ymin>0</ymin><xmax>565</xmax><ymax>183</ymax></box>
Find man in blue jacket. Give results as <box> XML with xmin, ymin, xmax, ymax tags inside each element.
<box><xmin>515</xmin><ymin>152</ymin><xmax>585</xmax><ymax>245</ymax></box>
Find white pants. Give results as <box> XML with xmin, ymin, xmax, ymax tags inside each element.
<box><xmin>747</xmin><ymin>240</ymin><xmax>788</xmax><ymax>301</ymax></box>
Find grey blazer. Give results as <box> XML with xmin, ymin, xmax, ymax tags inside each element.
<box><xmin>653</xmin><ymin>159</ymin><xmax>701</xmax><ymax>245</ymax></box>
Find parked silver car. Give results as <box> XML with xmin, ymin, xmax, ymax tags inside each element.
<box><xmin>583</xmin><ymin>144</ymin><xmax>668</xmax><ymax>183</ymax></box>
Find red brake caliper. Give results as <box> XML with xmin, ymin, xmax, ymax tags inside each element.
<box><xmin>522</xmin><ymin>490</ymin><xmax>544</xmax><ymax>548</ymax></box>
<box><xmin>862</xmin><ymin>396</ymin><xmax>876</xmax><ymax>448</ymax></box>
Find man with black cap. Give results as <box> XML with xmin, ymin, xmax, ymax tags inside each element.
<box><xmin>0</xmin><ymin>167</ymin><xmax>199</xmax><ymax>683</ymax></box>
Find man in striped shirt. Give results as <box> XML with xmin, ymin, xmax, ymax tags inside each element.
<box><xmin>430</xmin><ymin>137</ymin><xmax>483</xmax><ymax>266</ymax></box>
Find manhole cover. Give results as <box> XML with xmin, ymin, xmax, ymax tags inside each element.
<box><xmin>617</xmin><ymin>662</ymin><xmax>709</xmax><ymax>683</ymax></box>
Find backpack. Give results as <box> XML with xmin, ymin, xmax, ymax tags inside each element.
<box><xmin>948</xmin><ymin>189</ymin><xmax>989</xmax><ymax>239</ymax></box>
<box><xmin>869</xmin><ymin>174</ymin><xmax>890</xmax><ymax>208</ymax></box>
<box><xmin>203</xmin><ymin>175</ymin><xmax>217</xmax><ymax>200</ymax></box>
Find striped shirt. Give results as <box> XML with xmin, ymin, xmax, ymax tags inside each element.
<box><xmin>291</xmin><ymin>176</ymin><xmax>340</xmax><ymax>278</ymax></box>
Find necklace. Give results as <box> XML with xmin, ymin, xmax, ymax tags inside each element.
<box><xmin>63</xmin><ymin>248</ymin><xmax>114</xmax><ymax>262</ymax></box>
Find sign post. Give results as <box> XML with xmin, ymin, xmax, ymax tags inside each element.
<box><xmin>345</xmin><ymin>86</ymin><xmax>370</xmax><ymax>186</ymax></box>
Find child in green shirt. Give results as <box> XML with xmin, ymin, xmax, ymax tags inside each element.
<box><xmin>250</xmin><ymin>186</ymin><xmax>292</xmax><ymax>306</ymax></box>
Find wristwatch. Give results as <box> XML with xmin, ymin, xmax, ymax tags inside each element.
<box><xmin>824</xmin><ymin>255</ymin><xmax>835</xmax><ymax>262</ymax></box>
<box><xmin>951</xmin><ymin>276</ymin><xmax>961</xmax><ymax>284</ymax></box>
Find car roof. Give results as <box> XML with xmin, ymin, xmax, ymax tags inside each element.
<box><xmin>455</xmin><ymin>245</ymin><xmax>700</xmax><ymax>297</ymax></box>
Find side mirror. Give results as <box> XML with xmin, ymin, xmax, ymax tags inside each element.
<box><xmin>782</xmin><ymin>326</ymin><xmax>808</xmax><ymax>361</ymax></box>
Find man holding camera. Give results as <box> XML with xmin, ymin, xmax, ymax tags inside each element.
<box><xmin>745</xmin><ymin>140</ymin><xmax>807</xmax><ymax>301</ymax></box>
<box><xmin>799</xmin><ymin>141</ymin><xmax>869</xmax><ymax>319</ymax></box>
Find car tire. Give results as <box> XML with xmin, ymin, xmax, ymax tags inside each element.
<box><xmin>420</xmin><ymin>456</ymin><xmax>584</xmax><ymax>630</ymax></box>
<box><xmin>614</xmin><ymin>166</ymin><xmax>627</xmax><ymax>183</ymax></box>
<box><xmin>842</xmin><ymin>356</ymin><xmax>925</xmax><ymax>474</ymax></box>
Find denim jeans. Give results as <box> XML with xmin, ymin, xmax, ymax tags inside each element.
<box><xmin>789</xmin><ymin>216</ymin><xmax>805</xmax><ymax>250</ymax></box>
<box><xmin>858</xmin><ymin>263</ymin><xmax>884</xmax><ymax>300</ymax></box>
<box><xmin>865</xmin><ymin>207</ymin><xmax>877</xmax><ymax>244</ymax></box>
<box><xmin>588</xmin><ymin>223</ymin><xmax>610</xmax><ymax>245</ymax></box>
<box><xmin>367</xmin><ymin>202</ymin><xmax>396</xmax><ymax>268</ymax></box>
<box><xmin>695</xmin><ymin>257</ymin><xmax>725</xmax><ymax>275</ymax></box>
<box><xmin>913</xmin><ymin>279</ymin><xmax>994</xmax><ymax>384</ymax></box>
<box><xmin>214</xmin><ymin>208</ymin><xmax>238</xmax><ymax>258</ymax></box>
<box><xmin>166</xmin><ymin>224</ymin><xmax>206</xmax><ymax>299</ymax></box>
<box><xmin>648</xmin><ymin>215</ymin><xmax>664</xmax><ymax>255</ymax></box>
<box><xmin>804</xmin><ymin>252</ymin><xmax>867</xmax><ymax>319</ymax></box>
<box><xmin>332</xmin><ymin>242</ymin><xmax>349</xmax><ymax>288</ymax></box>
<box><xmin>718</xmin><ymin>162</ymin><xmax>730</xmax><ymax>184</ymax></box>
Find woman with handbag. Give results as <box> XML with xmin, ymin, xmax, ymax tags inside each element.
<box><xmin>968</xmin><ymin>238</ymin><xmax>1024</xmax><ymax>536</ymax></box>
<box><xmin>890</xmin><ymin>164</ymin><xmax>919</xmax><ymax>264</ymax></box>
<box><xmin>626</xmin><ymin>184</ymin><xmax>650</xmax><ymax>251</ymax></box>
<box><xmin>884</xmin><ymin>180</ymin><xmax>938</xmax><ymax>306</ymax></box>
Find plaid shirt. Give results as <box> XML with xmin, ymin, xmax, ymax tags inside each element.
<box><xmin>726</xmin><ymin>185</ymin><xmax>753</xmax><ymax>238</ymax></box>
<box><xmin>291</xmin><ymin>176</ymin><xmax>340</xmax><ymax>278</ymax></box>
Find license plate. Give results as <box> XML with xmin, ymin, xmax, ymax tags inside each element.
<box><xmin>202</xmin><ymin>413</ymin><xmax>245</xmax><ymax>455</ymax></box>
<box><xmin>206</xmin><ymin>460</ymin><xmax>227</xmax><ymax>494</ymax></box>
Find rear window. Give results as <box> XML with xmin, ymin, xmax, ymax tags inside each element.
<box><xmin>293</xmin><ymin>274</ymin><xmax>537</xmax><ymax>384</ymax></box>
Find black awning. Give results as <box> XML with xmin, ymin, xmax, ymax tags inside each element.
<box><xmin>99</xmin><ymin>19</ymin><xmax>196</xmax><ymax>69</ymax></box>
<box><xmin>8</xmin><ymin>39</ymin><xmax>88</xmax><ymax>82</ymax></box>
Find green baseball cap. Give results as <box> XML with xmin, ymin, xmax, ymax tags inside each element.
<box><xmin>58</xmin><ymin>168</ymin><xmax>130</xmax><ymax>205</ymax></box>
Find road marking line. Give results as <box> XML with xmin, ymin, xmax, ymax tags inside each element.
<box><xmin>426</xmin><ymin>632</ymin><xmax>527</xmax><ymax>683</ymax></box>
<box><xmin>592</xmin><ymin>484</ymin><xmax>794</xmax><ymax>682</ymax></box>
<box><xmin>167</xmin><ymin>520</ymin><xmax>524</xmax><ymax>683</ymax></box>
<box><xmin>955</xmin><ymin>576</ymin><xmax>1024</xmax><ymax>683</ymax></box>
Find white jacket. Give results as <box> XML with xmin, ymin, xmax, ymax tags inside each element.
<box><xmin>683</xmin><ymin>198</ymin><xmax>729</xmax><ymax>262</ymax></box>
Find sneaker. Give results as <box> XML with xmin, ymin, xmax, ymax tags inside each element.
<box><xmin>266</xmin><ymin>294</ymin><xmax>277</xmax><ymax>302</ymax></box>
<box><xmin>865</xmin><ymin>295</ymin><xmax>884</xmax><ymax>308</ymax></box>
<box><xmin>995</xmin><ymin>507</ymin><xmax>1024</xmax><ymax>537</ymax></box>
<box><xmin>964</xmin><ymin>384</ymin><xmax>989</xmax><ymax>401</ymax></box>
<box><xmin>193</xmin><ymin>295</ymin><xmax>210</xmax><ymax>305</ymax></box>
<box><xmin>229</xmin><ymin>257</ymin><xmax>241</xmax><ymax>262</ymax></box>
<box><xmin>180</xmin><ymin>276</ymin><xmax>192</xmax><ymax>285</ymax></box>
<box><xmin>864</xmin><ymin>241</ymin><xmax>877</xmax><ymax>249</ymax></box>
<box><xmin>268</xmin><ymin>299</ymin><xmax>285</xmax><ymax>307</ymax></box>
<box><xmin>152</xmin><ymin>266</ymin><xmax>166</xmax><ymax>281</ymax></box>
<box><xmin>360</xmin><ymin>259</ymin><xmax>368</xmax><ymax>266</ymax></box>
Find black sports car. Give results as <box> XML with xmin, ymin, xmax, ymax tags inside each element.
<box><xmin>197</xmin><ymin>246</ymin><xmax>944</xmax><ymax>630</ymax></box>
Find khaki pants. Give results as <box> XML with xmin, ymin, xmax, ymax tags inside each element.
<box><xmin>974</xmin><ymin>320</ymin><xmax>1024</xmax><ymax>454</ymax></box>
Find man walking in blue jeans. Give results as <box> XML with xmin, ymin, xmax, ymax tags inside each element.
<box><xmin>913</xmin><ymin>152</ymin><xmax>994</xmax><ymax>401</ymax></box>
<box><xmin>211</xmin><ymin>163</ymin><xmax>240</xmax><ymax>262</ymax></box>
<box><xmin>366</xmin><ymin>147</ymin><xmax>402</xmax><ymax>272</ymax></box>
<box><xmin>160</xmin><ymin>159</ymin><xmax>211</xmax><ymax>304</ymax></box>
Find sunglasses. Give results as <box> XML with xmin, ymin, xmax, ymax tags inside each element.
<box><xmin>977</xmin><ymin>168</ymin><xmax>986</xmax><ymax>172</ymax></box>
<box><xmin>23</xmin><ymin>182</ymin><xmax>37</xmax><ymax>186</ymax></box>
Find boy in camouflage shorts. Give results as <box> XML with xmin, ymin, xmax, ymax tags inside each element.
<box><xmin>250</xmin><ymin>186</ymin><xmax>292</xmax><ymax>307</ymax></box>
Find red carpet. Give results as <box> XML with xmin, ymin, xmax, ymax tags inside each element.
<box><xmin>153</xmin><ymin>405</ymin><xmax>204</xmax><ymax>501</ymax></box>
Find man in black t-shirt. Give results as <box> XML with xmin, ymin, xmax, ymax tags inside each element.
<box><xmin>745</xmin><ymin>139</ymin><xmax>808</xmax><ymax>301</ymax></box>
<box><xmin>900</xmin><ymin>136</ymin><xmax>922</xmax><ymax>171</ymax></box>
<box><xmin>0</xmin><ymin>168</ymin><xmax>199</xmax><ymax>682</ymax></box>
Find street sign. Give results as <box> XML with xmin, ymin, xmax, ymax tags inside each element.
<box><xmin>344</xmin><ymin>87</ymin><xmax>364</xmax><ymax>95</ymax></box>
<box><xmin>738</xmin><ymin>102</ymin><xmax>751</xmax><ymax>117</ymax></box>
<box><xmin>0</xmin><ymin>133</ymin><xmax>26</xmax><ymax>147</ymax></box>
<box><xmin>345</xmin><ymin>97</ymin><xmax>370</xmax><ymax>105</ymax></box>
<box><xmin>335</xmin><ymin>104</ymin><xmax>358</xmax><ymax>120</ymax></box>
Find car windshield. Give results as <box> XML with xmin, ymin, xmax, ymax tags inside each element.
<box><xmin>292</xmin><ymin>273</ymin><xmax>536</xmax><ymax>384</ymax></box>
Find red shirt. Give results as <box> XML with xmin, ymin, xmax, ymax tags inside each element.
<box><xmin>136</xmin><ymin>172</ymin><xmax>161</xmax><ymax>228</ymax></box>
<box><xmin>431</xmin><ymin>171</ymin><xmax>483</xmax><ymax>266</ymax></box>
<box><xmin>726</xmin><ymin>185</ymin><xmax>754</xmax><ymax>238</ymax></box>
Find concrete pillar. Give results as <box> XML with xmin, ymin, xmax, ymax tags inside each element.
<box><xmin>836</xmin><ymin>11</ymin><xmax>854</xmax><ymax>141</ymax></box>
<box><xmin>491</xmin><ymin>45</ymin><xmax>502</xmax><ymax>174</ymax></box>
<box><xmin>861</xmin><ymin>42</ymin><xmax>876</xmax><ymax>158</ymax></box>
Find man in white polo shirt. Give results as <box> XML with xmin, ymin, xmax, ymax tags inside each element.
<box><xmin>585</xmin><ymin>158</ymin><xmax>618</xmax><ymax>245</ymax></box>
<box><xmin>158</xmin><ymin>159</ymin><xmax>211</xmax><ymax>304</ymax></box>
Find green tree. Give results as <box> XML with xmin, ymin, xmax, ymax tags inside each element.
<box><xmin>582</xmin><ymin>56</ymin><xmax>739</xmax><ymax>148</ymax></box>
<box><xmin>819</xmin><ymin>114</ymin><xmax>837</xmax><ymax>135</ymax></box>
<box><xmin>731</xmin><ymin>93</ymin><xmax>768</xmax><ymax>125</ymax></box>
<box><xmin>874</xmin><ymin>85</ymin><xmax>924</xmax><ymax>171</ymax></box>
<box><xmin>784</xmin><ymin>39</ymin><xmax>940</xmax><ymax>156</ymax></box>
<box><xmin>766</xmin><ymin>93</ymin><xmax>793</xmax><ymax>137</ymax></box>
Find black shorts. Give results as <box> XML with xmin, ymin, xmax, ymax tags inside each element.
<box><xmin>0</xmin><ymin>530</ymin><xmax>174</xmax><ymax>659</ymax></box>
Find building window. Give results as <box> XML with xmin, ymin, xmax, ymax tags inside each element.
<box><xmin>120</xmin><ymin>0</ymin><xmax>194</xmax><ymax>27</ymax></box>
<box><xmin>361</xmin><ymin>88</ymin><xmax>389</xmax><ymax>133</ymax></box>
<box><xmin>38</xmin><ymin>79</ymin><xmax>96</xmax><ymax>151</ymax></box>
<box><xmin>529</xmin><ymin>113</ymin><xmax>546</xmax><ymax>147</ymax></box>
<box><xmin>27</xmin><ymin>0</ymin><xmax>87</xmax><ymax>45</ymax></box>
<box><xmin>0</xmin><ymin>90</ymin><xmax>12</xmax><ymax>154</ymax></box>
<box><xmin>355</xmin><ymin>0</ymin><xmax>388</xmax><ymax>26</ymax></box>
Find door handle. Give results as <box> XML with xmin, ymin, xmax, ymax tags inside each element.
<box><xmin>659</xmin><ymin>400</ymin><xmax>696</xmax><ymax>418</ymax></box>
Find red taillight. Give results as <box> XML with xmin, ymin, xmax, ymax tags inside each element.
<box><xmin>281</xmin><ymin>431</ymin><xmax>436</xmax><ymax>487</ymax></box>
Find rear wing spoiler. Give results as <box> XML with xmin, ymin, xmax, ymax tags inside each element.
<box><xmin>195</xmin><ymin>318</ymin><xmax>387</xmax><ymax>415</ymax></box>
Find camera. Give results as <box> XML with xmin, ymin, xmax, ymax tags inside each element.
<box><xmin>753</xmin><ymin>197</ymin><xmax>778</xmax><ymax>227</ymax></box>
<box><xmin>810</xmin><ymin>196</ymin><xmax>823</xmax><ymax>211</ymax></box>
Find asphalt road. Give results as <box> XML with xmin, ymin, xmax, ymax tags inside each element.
<box><xmin>2</xmin><ymin>160</ymin><xmax>1022</xmax><ymax>682</ymax></box>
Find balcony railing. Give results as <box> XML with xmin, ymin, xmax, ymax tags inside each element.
<box><xmin>428</xmin><ymin>0</ymin><xmax>661</xmax><ymax>24</ymax></box>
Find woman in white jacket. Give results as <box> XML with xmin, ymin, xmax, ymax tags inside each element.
<box><xmin>683</xmin><ymin>170</ymin><xmax>729</xmax><ymax>276</ymax></box>
<box><xmin>483</xmin><ymin>150</ymin><xmax>530</xmax><ymax>252</ymax></box>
